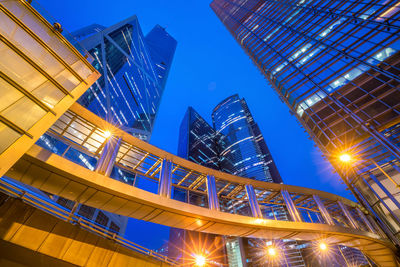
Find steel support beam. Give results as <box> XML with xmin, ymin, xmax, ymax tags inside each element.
<box><xmin>338</xmin><ymin>201</ymin><xmax>359</xmax><ymax>230</ymax></box>
<box><xmin>206</xmin><ymin>175</ymin><xmax>220</xmax><ymax>211</ymax></box>
<box><xmin>245</xmin><ymin>184</ymin><xmax>263</xmax><ymax>218</ymax></box>
<box><xmin>357</xmin><ymin>208</ymin><xmax>377</xmax><ymax>234</ymax></box>
<box><xmin>281</xmin><ymin>190</ymin><xmax>302</xmax><ymax>222</ymax></box>
<box><xmin>313</xmin><ymin>195</ymin><xmax>335</xmax><ymax>226</ymax></box>
<box><xmin>369</xmin><ymin>173</ymin><xmax>400</xmax><ymax>210</ymax></box>
<box><xmin>95</xmin><ymin>137</ymin><xmax>121</xmax><ymax>176</ymax></box>
<box><xmin>158</xmin><ymin>159</ymin><xmax>172</xmax><ymax>198</ymax></box>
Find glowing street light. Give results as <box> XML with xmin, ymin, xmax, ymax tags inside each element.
<box><xmin>194</xmin><ymin>254</ymin><xmax>206</xmax><ymax>266</ymax></box>
<box><xmin>319</xmin><ymin>242</ymin><xmax>328</xmax><ymax>251</ymax></box>
<box><xmin>104</xmin><ymin>130</ymin><xmax>112</xmax><ymax>139</ymax></box>
<box><xmin>267</xmin><ymin>247</ymin><xmax>277</xmax><ymax>257</ymax></box>
<box><xmin>339</xmin><ymin>153</ymin><xmax>352</xmax><ymax>163</ymax></box>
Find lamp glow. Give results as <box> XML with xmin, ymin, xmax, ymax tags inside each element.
<box><xmin>195</xmin><ymin>255</ymin><xmax>206</xmax><ymax>266</ymax></box>
<box><xmin>104</xmin><ymin>130</ymin><xmax>112</xmax><ymax>139</ymax></box>
<box><xmin>339</xmin><ymin>153</ymin><xmax>352</xmax><ymax>163</ymax></box>
<box><xmin>319</xmin><ymin>242</ymin><xmax>328</xmax><ymax>251</ymax></box>
<box><xmin>267</xmin><ymin>247</ymin><xmax>277</xmax><ymax>257</ymax></box>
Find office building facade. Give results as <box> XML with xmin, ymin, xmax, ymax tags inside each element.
<box><xmin>212</xmin><ymin>94</ymin><xmax>282</xmax><ymax>183</ymax></box>
<box><xmin>211</xmin><ymin>0</ymin><xmax>400</xmax><ymax>245</ymax></box>
<box><xmin>75</xmin><ymin>17</ymin><xmax>177</xmax><ymax>141</ymax></box>
<box><xmin>36</xmin><ymin>16</ymin><xmax>176</xmax><ymax>235</ymax></box>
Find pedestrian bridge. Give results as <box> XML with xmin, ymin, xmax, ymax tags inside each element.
<box><xmin>4</xmin><ymin>103</ymin><xmax>399</xmax><ymax>266</ymax></box>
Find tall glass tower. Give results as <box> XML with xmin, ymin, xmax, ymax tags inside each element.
<box><xmin>178</xmin><ymin>107</ymin><xmax>220</xmax><ymax>169</ymax></box>
<box><xmin>212</xmin><ymin>94</ymin><xmax>282</xmax><ymax>183</ymax></box>
<box><xmin>211</xmin><ymin>0</ymin><xmax>400</xmax><ymax>246</ymax></box>
<box><xmin>75</xmin><ymin>16</ymin><xmax>177</xmax><ymax>141</ymax></box>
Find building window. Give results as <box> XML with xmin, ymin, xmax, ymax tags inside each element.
<box><xmin>109</xmin><ymin>221</ymin><xmax>120</xmax><ymax>234</ymax></box>
<box><xmin>78</xmin><ymin>204</ymin><xmax>96</xmax><ymax>220</ymax></box>
<box><xmin>95</xmin><ymin>211</ymin><xmax>110</xmax><ymax>227</ymax></box>
<box><xmin>56</xmin><ymin>196</ymin><xmax>75</xmax><ymax>210</ymax></box>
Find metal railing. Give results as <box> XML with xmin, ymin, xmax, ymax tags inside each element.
<box><xmin>0</xmin><ymin>177</ymin><xmax>178</xmax><ymax>266</ymax></box>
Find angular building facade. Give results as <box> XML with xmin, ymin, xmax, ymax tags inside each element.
<box><xmin>75</xmin><ymin>16</ymin><xmax>177</xmax><ymax>141</ymax></box>
<box><xmin>36</xmin><ymin>16</ymin><xmax>176</xmax><ymax>235</ymax></box>
<box><xmin>211</xmin><ymin>0</ymin><xmax>400</xmax><ymax>246</ymax></box>
<box><xmin>178</xmin><ymin>107</ymin><xmax>220</xmax><ymax>169</ymax></box>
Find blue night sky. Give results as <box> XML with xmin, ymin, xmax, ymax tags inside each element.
<box><xmin>38</xmin><ymin>0</ymin><xmax>351</xmax><ymax>250</ymax></box>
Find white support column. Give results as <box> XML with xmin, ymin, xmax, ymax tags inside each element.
<box><xmin>158</xmin><ymin>159</ymin><xmax>172</xmax><ymax>198</ymax></box>
<box><xmin>313</xmin><ymin>195</ymin><xmax>335</xmax><ymax>226</ymax></box>
<box><xmin>281</xmin><ymin>190</ymin><xmax>302</xmax><ymax>222</ymax></box>
<box><xmin>206</xmin><ymin>175</ymin><xmax>220</xmax><ymax>211</ymax></box>
<box><xmin>245</xmin><ymin>184</ymin><xmax>263</xmax><ymax>218</ymax></box>
<box><xmin>95</xmin><ymin>137</ymin><xmax>122</xmax><ymax>177</ymax></box>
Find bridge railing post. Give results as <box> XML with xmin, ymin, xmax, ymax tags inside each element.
<box><xmin>281</xmin><ymin>190</ymin><xmax>302</xmax><ymax>222</ymax></box>
<box><xmin>95</xmin><ymin>137</ymin><xmax>122</xmax><ymax>176</ymax></box>
<box><xmin>313</xmin><ymin>195</ymin><xmax>335</xmax><ymax>225</ymax></box>
<box><xmin>206</xmin><ymin>175</ymin><xmax>220</xmax><ymax>211</ymax></box>
<box><xmin>245</xmin><ymin>184</ymin><xmax>263</xmax><ymax>218</ymax></box>
<box><xmin>338</xmin><ymin>201</ymin><xmax>360</xmax><ymax>229</ymax></box>
<box><xmin>158</xmin><ymin>159</ymin><xmax>172</xmax><ymax>198</ymax></box>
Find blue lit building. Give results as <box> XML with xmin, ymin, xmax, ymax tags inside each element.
<box><xmin>178</xmin><ymin>107</ymin><xmax>220</xmax><ymax>169</ymax></box>
<box><xmin>212</xmin><ymin>94</ymin><xmax>282</xmax><ymax>183</ymax></box>
<box><xmin>75</xmin><ymin>16</ymin><xmax>177</xmax><ymax>141</ymax></box>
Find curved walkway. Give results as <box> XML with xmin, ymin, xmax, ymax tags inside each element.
<box><xmin>4</xmin><ymin>103</ymin><xmax>399</xmax><ymax>266</ymax></box>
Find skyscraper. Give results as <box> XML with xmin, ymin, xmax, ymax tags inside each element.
<box><xmin>178</xmin><ymin>107</ymin><xmax>220</xmax><ymax>170</ymax></box>
<box><xmin>212</xmin><ymin>94</ymin><xmax>282</xmax><ymax>183</ymax></box>
<box><xmin>172</xmin><ymin>96</ymin><xmax>304</xmax><ymax>266</ymax></box>
<box><xmin>35</xmin><ymin>16</ymin><xmax>176</xmax><ymax>235</ymax></box>
<box><xmin>211</xmin><ymin>0</ymin><xmax>400</xmax><ymax>246</ymax></box>
<box><xmin>75</xmin><ymin>16</ymin><xmax>177</xmax><ymax>141</ymax></box>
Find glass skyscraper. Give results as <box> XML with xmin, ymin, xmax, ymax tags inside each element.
<box><xmin>35</xmin><ymin>16</ymin><xmax>176</xmax><ymax>235</ymax></box>
<box><xmin>178</xmin><ymin>106</ymin><xmax>220</xmax><ymax>169</ymax></box>
<box><xmin>211</xmin><ymin>0</ymin><xmax>400</xmax><ymax>249</ymax></box>
<box><xmin>212</xmin><ymin>94</ymin><xmax>282</xmax><ymax>183</ymax></box>
<box><xmin>75</xmin><ymin>16</ymin><xmax>177</xmax><ymax>141</ymax></box>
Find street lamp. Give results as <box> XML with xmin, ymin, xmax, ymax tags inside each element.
<box><xmin>319</xmin><ymin>242</ymin><xmax>328</xmax><ymax>251</ymax></box>
<box><xmin>194</xmin><ymin>254</ymin><xmax>206</xmax><ymax>266</ymax></box>
<box><xmin>267</xmin><ymin>247</ymin><xmax>277</xmax><ymax>257</ymax></box>
<box><xmin>339</xmin><ymin>153</ymin><xmax>352</xmax><ymax>163</ymax></box>
<box><xmin>104</xmin><ymin>130</ymin><xmax>112</xmax><ymax>139</ymax></box>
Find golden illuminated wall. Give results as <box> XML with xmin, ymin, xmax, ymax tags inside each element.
<box><xmin>0</xmin><ymin>0</ymin><xmax>100</xmax><ymax>176</ymax></box>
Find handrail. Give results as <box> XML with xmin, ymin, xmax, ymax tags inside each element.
<box><xmin>0</xmin><ymin>177</ymin><xmax>178</xmax><ymax>266</ymax></box>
